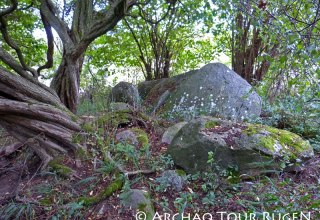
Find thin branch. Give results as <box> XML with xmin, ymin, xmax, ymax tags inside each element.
<box><xmin>37</xmin><ymin>11</ymin><xmax>54</xmax><ymax>75</ymax></box>
<box><xmin>0</xmin><ymin>47</ymin><xmax>31</xmax><ymax>79</ymax></box>
<box><xmin>82</xmin><ymin>0</ymin><xmax>136</xmax><ymax>46</ymax></box>
<box><xmin>0</xmin><ymin>14</ymin><xmax>38</xmax><ymax>78</ymax></box>
<box><xmin>0</xmin><ymin>0</ymin><xmax>18</xmax><ymax>16</ymax></box>
<box><xmin>137</xmin><ymin>2</ymin><xmax>172</xmax><ymax>25</ymax></box>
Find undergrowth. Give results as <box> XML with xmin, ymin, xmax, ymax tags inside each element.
<box><xmin>1</xmin><ymin>88</ymin><xmax>320</xmax><ymax>219</ymax></box>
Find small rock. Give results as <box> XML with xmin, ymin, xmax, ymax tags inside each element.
<box><xmin>161</xmin><ymin>122</ymin><xmax>187</xmax><ymax>144</ymax></box>
<box><xmin>120</xmin><ymin>189</ymin><xmax>154</xmax><ymax>218</ymax></box>
<box><xmin>156</xmin><ymin>170</ymin><xmax>186</xmax><ymax>192</ymax></box>
<box><xmin>116</xmin><ymin>130</ymin><xmax>138</xmax><ymax>146</ymax></box>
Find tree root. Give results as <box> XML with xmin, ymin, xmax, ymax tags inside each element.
<box><xmin>105</xmin><ymin>151</ymin><xmax>156</xmax><ymax>177</ymax></box>
<box><xmin>77</xmin><ymin>176</ymin><xmax>124</xmax><ymax>206</ymax></box>
<box><xmin>0</xmin><ymin>142</ymin><xmax>24</xmax><ymax>156</ymax></box>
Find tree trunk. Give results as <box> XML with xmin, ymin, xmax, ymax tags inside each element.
<box><xmin>0</xmin><ymin>0</ymin><xmax>137</xmax><ymax>170</ymax></box>
<box><xmin>50</xmin><ymin>54</ymin><xmax>84</xmax><ymax>113</ymax></box>
<box><xmin>0</xmin><ymin>67</ymin><xmax>83</xmax><ymax>168</ymax></box>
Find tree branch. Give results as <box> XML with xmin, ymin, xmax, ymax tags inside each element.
<box><xmin>0</xmin><ymin>47</ymin><xmax>31</xmax><ymax>79</ymax></box>
<box><xmin>82</xmin><ymin>0</ymin><xmax>136</xmax><ymax>45</ymax></box>
<box><xmin>0</xmin><ymin>0</ymin><xmax>18</xmax><ymax>16</ymax></box>
<box><xmin>40</xmin><ymin>0</ymin><xmax>73</xmax><ymax>46</ymax></box>
<box><xmin>0</xmin><ymin>99</ymin><xmax>81</xmax><ymax>131</ymax></box>
<box><xmin>0</xmin><ymin>9</ymin><xmax>38</xmax><ymax>78</ymax></box>
<box><xmin>37</xmin><ymin>11</ymin><xmax>55</xmax><ymax>75</ymax></box>
<box><xmin>0</xmin><ymin>67</ymin><xmax>64</xmax><ymax>109</ymax></box>
<box><xmin>105</xmin><ymin>151</ymin><xmax>155</xmax><ymax>177</ymax></box>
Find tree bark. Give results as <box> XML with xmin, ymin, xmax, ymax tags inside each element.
<box><xmin>40</xmin><ymin>0</ymin><xmax>136</xmax><ymax>112</ymax></box>
<box><xmin>0</xmin><ymin>68</ymin><xmax>83</xmax><ymax>168</ymax></box>
<box><xmin>50</xmin><ymin>54</ymin><xmax>84</xmax><ymax>113</ymax></box>
<box><xmin>0</xmin><ymin>0</ymin><xmax>136</xmax><ymax>167</ymax></box>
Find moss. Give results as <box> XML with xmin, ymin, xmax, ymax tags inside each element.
<box><xmin>48</xmin><ymin>159</ymin><xmax>73</xmax><ymax>178</ymax></box>
<box><xmin>175</xmin><ymin>169</ymin><xmax>186</xmax><ymax>176</ymax></box>
<box><xmin>259</xmin><ymin>136</ymin><xmax>276</xmax><ymax>152</ymax></box>
<box><xmin>204</xmin><ymin>120</ymin><xmax>220</xmax><ymax>129</ymax></box>
<box><xmin>131</xmin><ymin>128</ymin><xmax>149</xmax><ymax>146</ymax></box>
<box><xmin>243</xmin><ymin>123</ymin><xmax>311</xmax><ymax>159</ymax></box>
<box><xmin>265</xmin><ymin>126</ymin><xmax>309</xmax><ymax>154</ymax></box>
<box><xmin>243</xmin><ymin>124</ymin><xmax>261</xmax><ymax>136</ymax></box>
<box><xmin>77</xmin><ymin>196</ymin><xmax>97</xmax><ymax>206</ymax></box>
<box><xmin>98</xmin><ymin>111</ymin><xmax>131</xmax><ymax>127</ymax></box>
<box><xmin>39</xmin><ymin>198</ymin><xmax>52</xmax><ymax>206</ymax></box>
<box><xmin>78</xmin><ymin>177</ymin><xmax>124</xmax><ymax>206</ymax></box>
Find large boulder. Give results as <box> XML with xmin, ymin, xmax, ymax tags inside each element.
<box><xmin>109</xmin><ymin>82</ymin><xmax>140</xmax><ymax>108</ymax></box>
<box><xmin>167</xmin><ymin>116</ymin><xmax>314</xmax><ymax>176</ymax></box>
<box><xmin>138</xmin><ymin>63</ymin><xmax>261</xmax><ymax>120</ymax></box>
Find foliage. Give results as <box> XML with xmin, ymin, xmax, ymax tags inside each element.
<box><xmin>210</xmin><ymin>0</ymin><xmax>319</xmax><ymax>89</ymax></box>
<box><xmin>0</xmin><ymin>0</ymin><xmax>48</xmax><ymax>72</ymax></box>
<box><xmin>253</xmin><ymin>93</ymin><xmax>320</xmax><ymax>151</ymax></box>
<box><xmin>85</xmin><ymin>0</ymin><xmax>214</xmax><ymax>81</ymax></box>
<box><xmin>77</xmin><ymin>82</ymin><xmax>111</xmax><ymax>115</ymax></box>
<box><xmin>0</xmin><ymin>201</ymin><xmax>35</xmax><ymax>220</ymax></box>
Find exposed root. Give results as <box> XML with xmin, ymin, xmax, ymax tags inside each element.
<box><xmin>105</xmin><ymin>152</ymin><xmax>156</xmax><ymax>177</ymax></box>
<box><xmin>0</xmin><ymin>142</ymin><xmax>24</xmax><ymax>156</ymax></box>
<box><xmin>77</xmin><ymin>176</ymin><xmax>124</xmax><ymax>206</ymax></box>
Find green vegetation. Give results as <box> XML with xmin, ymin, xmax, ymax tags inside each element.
<box><xmin>204</xmin><ymin>120</ymin><xmax>221</xmax><ymax>129</ymax></box>
<box><xmin>244</xmin><ymin>124</ymin><xmax>312</xmax><ymax>159</ymax></box>
<box><xmin>0</xmin><ymin>0</ymin><xmax>319</xmax><ymax>219</ymax></box>
<box><xmin>48</xmin><ymin>159</ymin><xmax>73</xmax><ymax>178</ymax></box>
<box><xmin>78</xmin><ymin>176</ymin><xmax>124</xmax><ymax>206</ymax></box>
<box><xmin>131</xmin><ymin>128</ymin><xmax>149</xmax><ymax>146</ymax></box>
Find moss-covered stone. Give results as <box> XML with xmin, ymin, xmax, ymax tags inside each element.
<box><xmin>120</xmin><ymin>189</ymin><xmax>155</xmax><ymax>220</ymax></box>
<box><xmin>48</xmin><ymin>159</ymin><xmax>73</xmax><ymax>178</ymax></box>
<box><xmin>244</xmin><ymin>124</ymin><xmax>312</xmax><ymax>160</ymax></box>
<box><xmin>131</xmin><ymin>128</ymin><xmax>149</xmax><ymax>146</ymax></box>
<box><xmin>98</xmin><ymin>110</ymin><xmax>131</xmax><ymax>127</ymax></box>
<box><xmin>168</xmin><ymin>116</ymin><xmax>314</xmax><ymax>177</ymax></box>
<box><xmin>78</xmin><ymin>176</ymin><xmax>124</xmax><ymax>206</ymax></box>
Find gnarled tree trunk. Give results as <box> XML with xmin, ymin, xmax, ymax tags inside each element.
<box><xmin>0</xmin><ymin>67</ymin><xmax>83</xmax><ymax>168</ymax></box>
<box><xmin>0</xmin><ymin>0</ymin><xmax>136</xmax><ymax>167</ymax></box>
<box><xmin>50</xmin><ymin>54</ymin><xmax>84</xmax><ymax>113</ymax></box>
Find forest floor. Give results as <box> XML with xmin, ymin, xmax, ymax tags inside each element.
<box><xmin>0</xmin><ymin>113</ymin><xmax>320</xmax><ymax>220</ymax></box>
